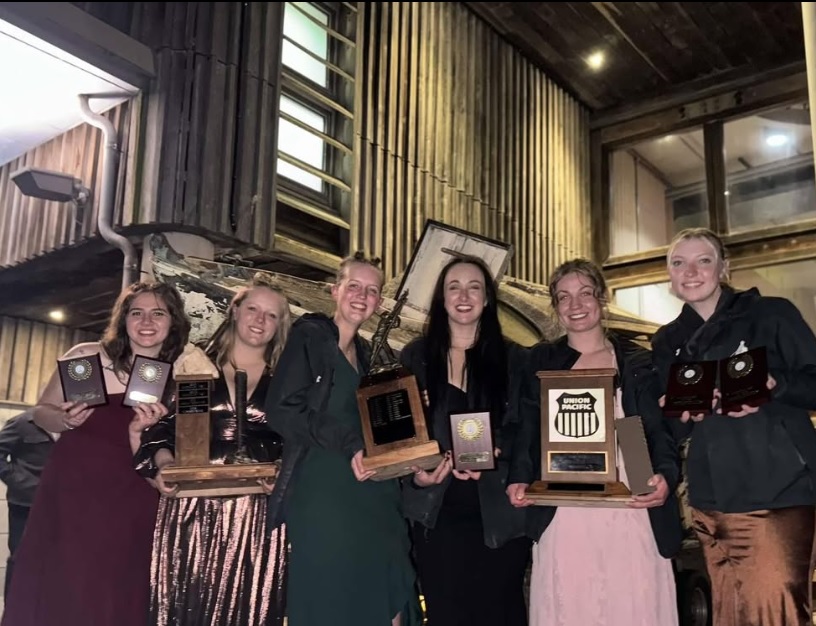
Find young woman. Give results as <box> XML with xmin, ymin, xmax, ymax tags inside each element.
<box><xmin>399</xmin><ymin>255</ymin><xmax>531</xmax><ymax>626</ymax></box>
<box><xmin>508</xmin><ymin>258</ymin><xmax>682</xmax><ymax>626</ymax></box>
<box><xmin>652</xmin><ymin>227</ymin><xmax>816</xmax><ymax>626</ymax></box>
<box><xmin>2</xmin><ymin>282</ymin><xmax>191</xmax><ymax>626</ymax></box>
<box><xmin>264</xmin><ymin>252</ymin><xmax>420</xmax><ymax>626</ymax></box>
<box><xmin>134</xmin><ymin>275</ymin><xmax>292</xmax><ymax>625</ymax></box>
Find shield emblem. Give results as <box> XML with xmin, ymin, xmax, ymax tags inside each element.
<box><xmin>554</xmin><ymin>391</ymin><xmax>600</xmax><ymax>438</ymax></box>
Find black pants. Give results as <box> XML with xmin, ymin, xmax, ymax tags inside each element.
<box><xmin>412</xmin><ymin>518</ymin><xmax>531</xmax><ymax>626</ymax></box>
<box><xmin>5</xmin><ymin>503</ymin><xmax>30</xmax><ymax>597</ymax></box>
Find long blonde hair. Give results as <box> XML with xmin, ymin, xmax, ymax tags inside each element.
<box><xmin>207</xmin><ymin>274</ymin><xmax>292</xmax><ymax>372</ymax></box>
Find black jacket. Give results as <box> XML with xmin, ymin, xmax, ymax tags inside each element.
<box><xmin>398</xmin><ymin>337</ymin><xmax>529</xmax><ymax>549</ymax></box>
<box><xmin>0</xmin><ymin>409</ymin><xmax>56</xmax><ymax>507</ymax></box>
<box><xmin>263</xmin><ymin>313</ymin><xmax>371</xmax><ymax>530</ymax></box>
<box><xmin>651</xmin><ymin>286</ymin><xmax>816</xmax><ymax>514</ymax></box>
<box><xmin>510</xmin><ymin>333</ymin><xmax>684</xmax><ymax>559</ymax></box>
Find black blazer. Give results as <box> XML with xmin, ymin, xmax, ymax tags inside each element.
<box><xmin>509</xmin><ymin>332</ymin><xmax>684</xmax><ymax>559</ymax></box>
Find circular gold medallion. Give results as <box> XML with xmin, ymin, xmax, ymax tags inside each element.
<box><xmin>68</xmin><ymin>359</ymin><xmax>92</xmax><ymax>381</ymax></box>
<box><xmin>139</xmin><ymin>362</ymin><xmax>162</xmax><ymax>383</ymax></box>
<box><xmin>727</xmin><ymin>353</ymin><xmax>754</xmax><ymax>379</ymax></box>
<box><xmin>676</xmin><ymin>364</ymin><xmax>703</xmax><ymax>386</ymax></box>
<box><xmin>457</xmin><ymin>418</ymin><xmax>484</xmax><ymax>442</ymax></box>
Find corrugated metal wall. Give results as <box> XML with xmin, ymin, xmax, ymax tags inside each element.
<box><xmin>355</xmin><ymin>2</ymin><xmax>591</xmax><ymax>282</ymax></box>
<box><xmin>0</xmin><ymin>316</ymin><xmax>95</xmax><ymax>405</ymax></box>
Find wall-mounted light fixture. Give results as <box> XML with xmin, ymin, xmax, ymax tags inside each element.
<box><xmin>11</xmin><ymin>167</ymin><xmax>90</xmax><ymax>239</ymax></box>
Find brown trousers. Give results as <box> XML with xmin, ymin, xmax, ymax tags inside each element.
<box><xmin>691</xmin><ymin>506</ymin><xmax>816</xmax><ymax>626</ymax></box>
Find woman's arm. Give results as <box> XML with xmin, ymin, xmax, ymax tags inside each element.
<box><xmin>264</xmin><ymin>324</ymin><xmax>362</xmax><ymax>458</ymax></box>
<box><xmin>768</xmin><ymin>298</ymin><xmax>816</xmax><ymax>410</ymax></box>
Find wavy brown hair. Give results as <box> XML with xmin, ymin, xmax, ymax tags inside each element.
<box><xmin>207</xmin><ymin>274</ymin><xmax>292</xmax><ymax>372</ymax></box>
<box><xmin>100</xmin><ymin>282</ymin><xmax>191</xmax><ymax>379</ymax></box>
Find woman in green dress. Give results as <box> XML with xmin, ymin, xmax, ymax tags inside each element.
<box><xmin>264</xmin><ymin>252</ymin><xmax>420</xmax><ymax>626</ymax></box>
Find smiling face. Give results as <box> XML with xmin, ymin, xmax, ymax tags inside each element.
<box><xmin>232</xmin><ymin>286</ymin><xmax>285</xmax><ymax>349</ymax></box>
<box><xmin>331</xmin><ymin>262</ymin><xmax>383</xmax><ymax>329</ymax></box>
<box><xmin>443</xmin><ymin>262</ymin><xmax>487</xmax><ymax>329</ymax></box>
<box><xmin>125</xmin><ymin>292</ymin><xmax>172</xmax><ymax>357</ymax></box>
<box><xmin>553</xmin><ymin>272</ymin><xmax>603</xmax><ymax>335</ymax></box>
<box><xmin>668</xmin><ymin>237</ymin><xmax>725</xmax><ymax>312</ymax></box>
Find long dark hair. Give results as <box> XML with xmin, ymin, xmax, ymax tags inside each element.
<box><xmin>100</xmin><ymin>281</ymin><xmax>191</xmax><ymax>380</ymax></box>
<box><xmin>425</xmin><ymin>256</ymin><xmax>508</xmax><ymax>419</ymax></box>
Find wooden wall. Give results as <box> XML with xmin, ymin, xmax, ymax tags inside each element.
<box><xmin>355</xmin><ymin>2</ymin><xmax>591</xmax><ymax>282</ymax></box>
<box><xmin>0</xmin><ymin>317</ymin><xmax>95</xmax><ymax>405</ymax></box>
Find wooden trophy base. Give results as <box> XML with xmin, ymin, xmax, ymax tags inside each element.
<box><xmin>362</xmin><ymin>441</ymin><xmax>444</xmax><ymax>481</ymax></box>
<box><xmin>160</xmin><ymin>462</ymin><xmax>278</xmax><ymax>498</ymax></box>
<box><xmin>526</xmin><ymin>480</ymin><xmax>633</xmax><ymax>508</ymax></box>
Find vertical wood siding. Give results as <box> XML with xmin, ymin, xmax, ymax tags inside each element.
<box><xmin>355</xmin><ymin>2</ymin><xmax>591</xmax><ymax>282</ymax></box>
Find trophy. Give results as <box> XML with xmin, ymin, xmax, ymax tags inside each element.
<box><xmin>526</xmin><ymin>369</ymin><xmax>651</xmax><ymax>507</ymax></box>
<box><xmin>718</xmin><ymin>346</ymin><xmax>770</xmax><ymax>414</ymax></box>
<box><xmin>160</xmin><ymin>344</ymin><xmax>278</xmax><ymax>497</ymax></box>
<box><xmin>57</xmin><ymin>353</ymin><xmax>108</xmax><ymax>407</ymax></box>
<box><xmin>662</xmin><ymin>360</ymin><xmax>717</xmax><ymax>417</ymax></box>
<box><xmin>357</xmin><ymin>290</ymin><xmax>444</xmax><ymax>481</ymax></box>
<box><xmin>123</xmin><ymin>356</ymin><xmax>173</xmax><ymax>407</ymax></box>
<box><xmin>449</xmin><ymin>411</ymin><xmax>495</xmax><ymax>472</ymax></box>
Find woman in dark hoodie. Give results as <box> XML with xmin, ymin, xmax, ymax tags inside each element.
<box><xmin>263</xmin><ymin>252</ymin><xmax>420</xmax><ymax>626</ymax></box>
<box><xmin>508</xmin><ymin>258</ymin><xmax>682</xmax><ymax>626</ymax></box>
<box><xmin>652</xmin><ymin>227</ymin><xmax>816</xmax><ymax>626</ymax></box>
<box><xmin>399</xmin><ymin>255</ymin><xmax>531</xmax><ymax>626</ymax></box>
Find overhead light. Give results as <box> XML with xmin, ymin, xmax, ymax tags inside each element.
<box><xmin>765</xmin><ymin>133</ymin><xmax>789</xmax><ymax>147</ymax></box>
<box><xmin>48</xmin><ymin>309</ymin><xmax>65</xmax><ymax>323</ymax></box>
<box><xmin>587</xmin><ymin>51</ymin><xmax>605</xmax><ymax>71</ymax></box>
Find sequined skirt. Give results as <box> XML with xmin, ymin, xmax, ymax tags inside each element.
<box><xmin>150</xmin><ymin>494</ymin><xmax>287</xmax><ymax>626</ymax></box>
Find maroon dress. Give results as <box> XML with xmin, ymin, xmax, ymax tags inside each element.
<box><xmin>2</xmin><ymin>394</ymin><xmax>159</xmax><ymax>626</ymax></box>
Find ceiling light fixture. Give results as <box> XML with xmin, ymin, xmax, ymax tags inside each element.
<box><xmin>587</xmin><ymin>51</ymin><xmax>605</xmax><ymax>71</ymax></box>
<box><xmin>48</xmin><ymin>309</ymin><xmax>65</xmax><ymax>323</ymax></box>
<box><xmin>765</xmin><ymin>133</ymin><xmax>789</xmax><ymax>147</ymax></box>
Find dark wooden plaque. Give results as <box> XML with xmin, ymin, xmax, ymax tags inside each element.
<box><xmin>356</xmin><ymin>366</ymin><xmax>443</xmax><ymax>481</ymax></box>
<box><xmin>718</xmin><ymin>346</ymin><xmax>771</xmax><ymax>414</ymax></box>
<box><xmin>174</xmin><ymin>374</ymin><xmax>212</xmax><ymax>467</ymax></box>
<box><xmin>57</xmin><ymin>353</ymin><xmax>108</xmax><ymax>407</ymax></box>
<box><xmin>123</xmin><ymin>356</ymin><xmax>173</xmax><ymax>407</ymax></box>
<box><xmin>450</xmin><ymin>411</ymin><xmax>495</xmax><ymax>471</ymax></box>
<box><xmin>663</xmin><ymin>360</ymin><xmax>717</xmax><ymax>417</ymax></box>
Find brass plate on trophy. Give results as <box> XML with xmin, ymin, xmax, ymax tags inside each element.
<box><xmin>718</xmin><ymin>346</ymin><xmax>770</xmax><ymax>414</ymax></box>
<box><xmin>160</xmin><ymin>462</ymin><xmax>278</xmax><ymax>498</ymax></box>
<box><xmin>450</xmin><ymin>411</ymin><xmax>495</xmax><ymax>471</ymax></box>
<box><xmin>123</xmin><ymin>356</ymin><xmax>172</xmax><ymax>407</ymax></box>
<box><xmin>57</xmin><ymin>353</ymin><xmax>108</xmax><ymax>407</ymax></box>
<box><xmin>357</xmin><ymin>366</ymin><xmax>442</xmax><ymax>480</ymax></box>
<box><xmin>663</xmin><ymin>360</ymin><xmax>716</xmax><ymax>417</ymax></box>
<box><xmin>174</xmin><ymin>375</ymin><xmax>213</xmax><ymax>467</ymax></box>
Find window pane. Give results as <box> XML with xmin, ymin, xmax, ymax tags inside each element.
<box><xmin>609</xmin><ymin>129</ymin><xmax>708</xmax><ymax>256</ymax></box>
<box><xmin>724</xmin><ymin>104</ymin><xmax>816</xmax><ymax>233</ymax></box>
<box><xmin>277</xmin><ymin>96</ymin><xmax>326</xmax><ymax>192</ymax></box>
<box><xmin>613</xmin><ymin>282</ymin><xmax>683</xmax><ymax>326</ymax></box>
<box><xmin>283</xmin><ymin>2</ymin><xmax>329</xmax><ymax>87</ymax></box>
<box><xmin>731</xmin><ymin>260</ymin><xmax>816</xmax><ymax>333</ymax></box>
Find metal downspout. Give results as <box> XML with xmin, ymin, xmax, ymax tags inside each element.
<box><xmin>802</xmin><ymin>3</ymin><xmax>816</xmax><ymax>156</ymax></box>
<box><xmin>78</xmin><ymin>94</ymin><xmax>138</xmax><ymax>291</ymax></box>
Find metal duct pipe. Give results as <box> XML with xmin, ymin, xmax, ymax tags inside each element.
<box><xmin>802</xmin><ymin>3</ymin><xmax>816</xmax><ymax>157</ymax></box>
<box><xmin>78</xmin><ymin>94</ymin><xmax>138</xmax><ymax>291</ymax></box>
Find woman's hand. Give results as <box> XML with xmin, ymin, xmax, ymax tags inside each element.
<box><xmin>412</xmin><ymin>453</ymin><xmax>452</xmax><ymax>487</ymax></box>
<box><xmin>506</xmin><ymin>482</ymin><xmax>533</xmax><ymax>508</ymax></box>
<box><xmin>452</xmin><ymin>469</ymin><xmax>482</xmax><ymax>481</ymax></box>
<box><xmin>627</xmin><ymin>474</ymin><xmax>669</xmax><ymax>509</ymax></box>
<box><xmin>149</xmin><ymin>449</ymin><xmax>179</xmax><ymax>496</ymax></box>
<box><xmin>716</xmin><ymin>375</ymin><xmax>777</xmax><ymax>418</ymax></box>
<box><xmin>129</xmin><ymin>401</ymin><xmax>168</xmax><ymax>434</ymax></box>
<box><xmin>658</xmin><ymin>395</ymin><xmax>707</xmax><ymax>423</ymax></box>
<box><xmin>59</xmin><ymin>401</ymin><xmax>94</xmax><ymax>431</ymax></box>
<box><xmin>257</xmin><ymin>476</ymin><xmax>276</xmax><ymax>494</ymax></box>
<box><xmin>351</xmin><ymin>450</ymin><xmax>377</xmax><ymax>482</ymax></box>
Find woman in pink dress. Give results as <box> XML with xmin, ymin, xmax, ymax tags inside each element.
<box><xmin>1</xmin><ymin>282</ymin><xmax>191</xmax><ymax>626</ymax></box>
<box><xmin>507</xmin><ymin>258</ymin><xmax>683</xmax><ymax>626</ymax></box>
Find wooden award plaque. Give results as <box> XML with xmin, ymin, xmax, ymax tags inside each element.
<box><xmin>527</xmin><ymin>368</ymin><xmax>633</xmax><ymax>508</ymax></box>
<box><xmin>718</xmin><ymin>346</ymin><xmax>771</xmax><ymax>413</ymax></box>
<box><xmin>57</xmin><ymin>353</ymin><xmax>108</xmax><ymax>407</ymax></box>
<box><xmin>160</xmin><ymin>373</ymin><xmax>278</xmax><ymax>497</ymax></box>
<box><xmin>123</xmin><ymin>356</ymin><xmax>173</xmax><ymax>407</ymax></box>
<box><xmin>450</xmin><ymin>411</ymin><xmax>495</xmax><ymax>471</ymax></box>
<box><xmin>663</xmin><ymin>360</ymin><xmax>717</xmax><ymax>417</ymax></box>
<box><xmin>357</xmin><ymin>366</ymin><xmax>443</xmax><ymax>481</ymax></box>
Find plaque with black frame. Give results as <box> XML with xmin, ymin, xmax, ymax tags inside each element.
<box><xmin>122</xmin><ymin>356</ymin><xmax>173</xmax><ymax>408</ymax></box>
<box><xmin>357</xmin><ymin>366</ymin><xmax>443</xmax><ymax>481</ymax></box>
<box><xmin>161</xmin><ymin>369</ymin><xmax>279</xmax><ymax>498</ymax></box>
<box><xmin>527</xmin><ymin>369</ymin><xmax>634</xmax><ymax>508</ymax></box>
<box><xmin>718</xmin><ymin>346</ymin><xmax>771</xmax><ymax>414</ymax></box>
<box><xmin>57</xmin><ymin>353</ymin><xmax>109</xmax><ymax>407</ymax></box>
<box><xmin>663</xmin><ymin>360</ymin><xmax>717</xmax><ymax>418</ymax></box>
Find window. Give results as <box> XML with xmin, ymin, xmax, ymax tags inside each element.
<box><xmin>282</xmin><ymin>2</ymin><xmax>329</xmax><ymax>87</ymax></box>
<box><xmin>609</xmin><ymin>128</ymin><xmax>708</xmax><ymax>257</ymax></box>
<box><xmin>613</xmin><ymin>282</ymin><xmax>682</xmax><ymax>326</ymax></box>
<box><xmin>277</xmin><ymin>95</ymin><xmax>327</xmax><ymax>192</ymax></box>
<box><xmin>724</xmin><ymin>103</ymin><xmax>816</xmax><ymax>233</ymax></box>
